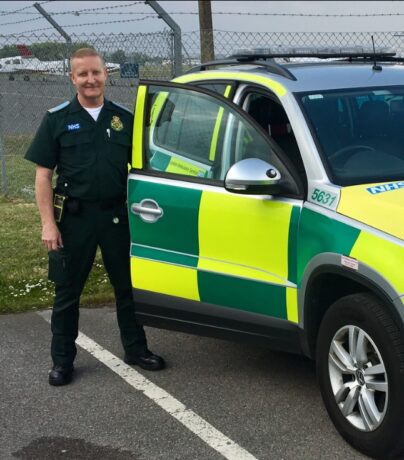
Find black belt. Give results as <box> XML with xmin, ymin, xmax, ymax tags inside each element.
<box><xmin>66</xmin><ymin>197</ymin><xmax>126</xmax><ymax>213</ymax></box>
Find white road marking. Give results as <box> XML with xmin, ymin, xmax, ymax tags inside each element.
<box><xmin>38</xmin><ymin>310</ymin><xmax>258</xmax><ymax>460</ymax></box>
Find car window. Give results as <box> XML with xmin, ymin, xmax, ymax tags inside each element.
<box><xmin>193</xmin><ymin>83</ymin><xmax>229</xmax><ymax>96</ymax></box>
<box><xmin>145</xmin><ymin>85</ymin><xmax>275</xmax><ymax>181</ymax></box>
<box><xmin>299</xmin><ymin>87</ymin><xmax>404</xmax><ymax>185</ymax></box>
<box><xmin>244</xmin><ymin>92</ymin><xmax>307</xmax><ymax>185</ymax></box>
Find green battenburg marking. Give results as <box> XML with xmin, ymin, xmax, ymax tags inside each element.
<box><xmin>297</xmin><ymin>208</ymin><xmax>361</xmax><ymax>284</ymax></box>
<box><xmin>198</xmin><ymin>271</ymin><xmax>287</xmax><ymax>318</ymax></box>
<box><xmin>287</xmin><ymin>206</ymin><xmax>300</xmax><ymax>285</ymax></box>
<box><xmin>131</xmin><ymin>244</ymin><xmax>198</xmax><ymax>267</ymax></box>
<box><xmin>149</xmin><ymin>150</ymin><xmax>171</xmax><ymax>171</ymax></box>
<box><xmin>128</xmin><ymin>180</ymin><xmax>201</xmax><ymax>257</ymax></box>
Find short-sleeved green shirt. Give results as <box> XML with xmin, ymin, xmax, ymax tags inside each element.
<box><xmin>25</xmin><ymin>96</ymin><xmax>133</xmax><ymax>201</ymax></box>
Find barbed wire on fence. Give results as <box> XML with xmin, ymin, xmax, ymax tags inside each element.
<box><xmin>0</xmin><ymin>1</ymin><xmax>50</xmax><ymax>16</ymax></box>
<box><xmin>3</xmin><ymin>6</ymin><xmax>404</xmax><ymax>18</ymax></box>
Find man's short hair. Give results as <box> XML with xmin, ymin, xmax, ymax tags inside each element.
<box><xmin>70</xmin><ymin>48</ymin><xmax>105</xmax><ymax>66</ymax></box>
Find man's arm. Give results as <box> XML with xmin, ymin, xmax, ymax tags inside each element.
<box><xmin>35</xmin><ymin>165</ymin><xmax>63</xmax><ymax>251</ymax></box>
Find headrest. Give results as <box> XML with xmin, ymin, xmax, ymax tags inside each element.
<box><xmin>359</xmin><ymin>100</ymin><xmax>389</xmax><ymax>119</ymax></box>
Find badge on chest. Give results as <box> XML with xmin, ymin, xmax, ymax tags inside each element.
<box><xmin>111</xmin><ymin>116</ymin><xmax>123</xmax><ymax>131</ymax></box>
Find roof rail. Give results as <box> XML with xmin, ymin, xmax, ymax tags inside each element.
<box><xmin>343</xmin><ymin>55</ymin><xmax>404</xmax><ymax>64</ymax></box>
<box><xmin>231</xmin><ymin>51</ymin><xmax>396</xmax><ymax>60</ymax></box>
<box><xmin>185</xmin><ymin>58</ymin><xmax>297</xmax><ymax>81</ymax></box>
<box><xmin>185</xmin><ymin>52</ymin><xmax>400</xmax><ymax>81</ymax></box>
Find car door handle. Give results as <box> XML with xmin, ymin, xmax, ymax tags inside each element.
<box><xmin>131</xmin><ymin>199</ymin><xmax>164</xmax><ymax>223</ymax></box>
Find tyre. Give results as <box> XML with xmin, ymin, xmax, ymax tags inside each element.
<box><xmin>316</xmin><ymin>293</ymin><xmax>404</xmax><ymax>459</ymax></box>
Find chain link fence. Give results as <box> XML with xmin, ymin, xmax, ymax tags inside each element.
<box><xmin>1</xmin><ymin>30</ymin><xmax>404</xmax><ymax>199</ymax></box>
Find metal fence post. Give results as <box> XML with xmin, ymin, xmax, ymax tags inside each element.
<box><xmin>145</xmin><ymin>0</ymin><xmax>182</xmax><ymax>76</ymax></box>
<box><xmin>0</xmin><ymin>138</ymin><xmax>8</xmax><ymax>196</ymax></box>
<box><xmin>65</xmin><ymin>40</ymin><xmax>75</xmax><ymax>99</ymax></box>
<box><xmin>0</xmin><ymin>92</ymin><xmax>8</xmax><ymax>195</ymax></box>
<box><xmin>33</xmin><ymin>3</ymin><xmax>74</xmax><ymax>98</ymax></box>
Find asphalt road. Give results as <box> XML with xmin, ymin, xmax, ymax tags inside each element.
<box><xmin>0</xmin><ymin>306</ymin><xmax>367</xmax><ymax>460</ymax></box>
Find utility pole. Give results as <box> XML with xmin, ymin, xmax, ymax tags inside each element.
<box><xmin>198</xmin><ymin>0</ymin><xmax>215</xmax><ymax>62</ymax></box>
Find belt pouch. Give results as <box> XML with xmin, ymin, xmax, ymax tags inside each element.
<box><xmin>48</xmin><ymin>249</ymin><xmax>72</xmax><ymax>285</ymax></box>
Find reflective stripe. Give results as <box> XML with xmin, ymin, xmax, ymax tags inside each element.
<box><xmin>223</xmin><ymin>85</ymin><xmax>232</xmax><ymax>98</ymax></box>
<box><xmin>131</xmin><ymin>257</ymin><xmax>200</xmax><ymax>301</ymax></box>
<box><xmin>132</xmin><ymin>85</ymin><xmax>147</xmax><ymax>168</ymax></box>
<box><xmin>174</xmin><ymin>72</ymin><xmax>287</xmax><ymax>98</ymax></box>
<box><xmin>208</xmin><ymin>85</ymin><xmax>232</xmax><ymax>161</ymax></box>
<box><xmin>48</xmin><ymin>100</ymin><xmax>69</xmax><ymax>113</ymax></box>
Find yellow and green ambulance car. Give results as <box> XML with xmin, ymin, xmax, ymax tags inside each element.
<box><xmin>128</xmin><ymin>49</ymin><xmax>404</xmax><ymax>458</ymax></box>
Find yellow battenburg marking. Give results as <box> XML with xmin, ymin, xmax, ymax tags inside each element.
<box><xmin>286</xmin><ymin>287</ymin><xmax>298</xmax><ymax>323</ymax></box>
<box><xmin>208</xmin><ymin>85</ymin><xmax>232</xmax><ymax>161</ymax></box>
<box><xmin>198</xmin><ymin>191</ymin><xmax>292</xmax><ymax>284</ymax></box>
<box><xmin>131</xmin><ymin>257</ymin><xmax>200</xmax><ymax>301</ymax></box>
<box><xmin>174</xmin><ymin>72</ymin><xmax>287</xmax><ymax>98</ymax></box>
<box><xmin>132</xmin><ymin>85</ymin><xmax>147</xmax><ymax>168</ymax></box>
<box><xmin>350</xmin><ymin>231</ymin><xmax>404</xmax><ymax>299</ymax></box>
<box><xmin>209</xmin><ymin>107</ymin><xmax>224</xmax><ymax>161</ymax></box>
<box><xmin>338</xmin><ymin>185</ymin><xmax>404</xmax><ymax>240</ymax></box>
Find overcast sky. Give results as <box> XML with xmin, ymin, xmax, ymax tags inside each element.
<box><xmin>1</xmin><ymin>1</ymin><xmax>404</xmax><ymax>35</ymax></box>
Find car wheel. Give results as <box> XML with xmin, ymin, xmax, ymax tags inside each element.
<box><xmin>316</xmin><ymin>293</ymin><xmax>404</xmax><ymax>459</ymax></box>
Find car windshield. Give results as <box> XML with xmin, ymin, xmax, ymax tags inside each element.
<box><xmin>299</xmin><ymin>86</ymin><xmax>404</xmax><ymax>185</ymax></box>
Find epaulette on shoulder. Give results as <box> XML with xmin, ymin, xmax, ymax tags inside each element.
<box><xmin>48</xmin><ymin>101</ymin><xmax>70</xmax><ymax>114</ymax></box>
<box><xmin>110</xmin><ymin>100</ymin><xmax>132</xmax><ymax>115</ymax></box>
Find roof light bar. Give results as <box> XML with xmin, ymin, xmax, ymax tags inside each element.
<box><xmin>231</xmin><ymin>46</ymin><xmax>396</xmax><ymax>58</ymax></box>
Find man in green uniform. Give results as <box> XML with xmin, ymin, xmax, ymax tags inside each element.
<box><xmin>25</xmin><ymin>48</ymin><xmax>165</xmax><ymax>386</ymax></box>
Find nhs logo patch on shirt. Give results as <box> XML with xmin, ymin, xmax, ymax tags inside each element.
<box><xmin>67</xmin><ymin>123</ymin><xmax>80</xmax><ymax>131</ymax></box>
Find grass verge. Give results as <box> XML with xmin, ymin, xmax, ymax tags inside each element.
<box><xmin>1</xmin><ymin>135</ymin><xmax>37</xmax><ymax>200</ymax></box>
<box><xmin>0</xmin><ymin>195</ymin><xmax>115</xmax><ymax>314</ymax></box>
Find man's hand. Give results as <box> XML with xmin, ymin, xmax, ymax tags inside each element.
<box><xmin>35</xmin><ymin>166</ymin><xmax>63</xmax><ymax>252</ymax></box>
<box><xmin>42</xmin><ymin>222</ymin><xmax>63</xmax><ymax>252</ymax></box>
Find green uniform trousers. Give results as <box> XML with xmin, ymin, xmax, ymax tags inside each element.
<box><xmin>50</xmin><ymin>200</ymin><xmax>147</xmax><ymax>367</ymax></box>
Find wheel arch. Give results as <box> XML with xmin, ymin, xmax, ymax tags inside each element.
<box><xmin>298</xmin><ymin>253</ymin><xmax>404</xmax><ymax>359</ymax></box>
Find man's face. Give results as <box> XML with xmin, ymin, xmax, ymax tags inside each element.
<box><xmin>70</xmin><ymin>55</ymin><xmax>107</xmax><ymax>106</ymax></box>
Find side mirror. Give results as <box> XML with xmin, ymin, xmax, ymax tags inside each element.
<box><xmin>225</xmin><ymin>158</ymin><xmax>282</xmax><ymax>194</ymax></box>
